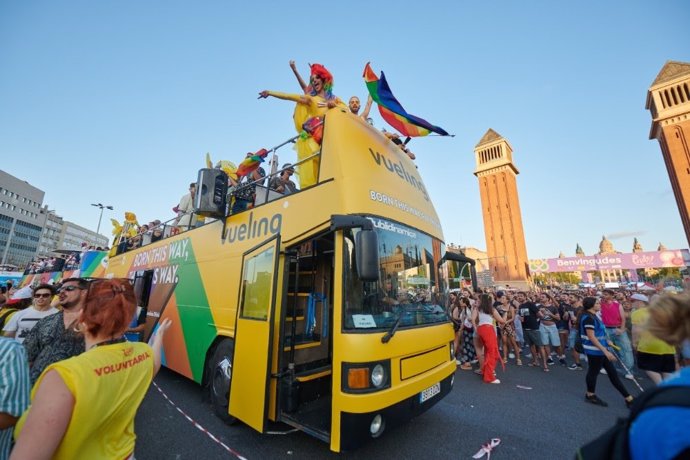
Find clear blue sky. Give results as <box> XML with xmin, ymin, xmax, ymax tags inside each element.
<box><xmin>1</xmin><ymin>1</ymin><xmax>689</xmax><ymax>258</ymax></box>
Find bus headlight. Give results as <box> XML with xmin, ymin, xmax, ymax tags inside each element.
<box><xmin>371</xmin><ymin>364</ymin><xmax>385</xmax><ymax>388</ymax></box>
<box><xmin>342</xmin><ymin>360</ymin><xmax>391</xmax><ymax>393</ymax></box>
<box><xmin>370</xmin><ymin>414</ymin><xmax>385</xmax><ymax>438</ymax></box>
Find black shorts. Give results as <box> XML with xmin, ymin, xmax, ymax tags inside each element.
<box><xmin>636</xmin><ymin>351</ymin><xmax>676</xmax><ymax>373</ymax></box>
<box><xmin>524</xmin><ymin>329</ymin><xmax>543</xmax><ymax>347</ymax></box>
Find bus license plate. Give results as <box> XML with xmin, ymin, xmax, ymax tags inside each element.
<box><xmin>419</xmin><ymin>382</ymin><xmax>441</xmax><ymax>403</ymax></box>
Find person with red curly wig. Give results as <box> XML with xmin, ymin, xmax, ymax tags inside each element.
<box><xmin>259</xmin><ymin>62</ymin><xmax>346</xmax><ymax>189</ymax></box>
<box><xmin>11</xmin><ymin>279</ymin><xmax>172</xmax><ymax>460</ymax></box>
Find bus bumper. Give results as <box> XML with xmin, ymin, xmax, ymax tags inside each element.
<box><xmin>338</xmin><ymin>372</ymin><xmax>453</xmax><ymax>451</ymax></box>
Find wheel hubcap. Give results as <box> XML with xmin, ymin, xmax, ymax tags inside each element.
<box><xmin>213</xmin><ymin>357</ymin><xmax>232</xmax><ymax>402</ymax></box>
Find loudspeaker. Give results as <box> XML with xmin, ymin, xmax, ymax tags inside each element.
<box><xmin>194</xmin><ymin>168</ymin><xmax>228</xmax><ymax>217</ymax></box>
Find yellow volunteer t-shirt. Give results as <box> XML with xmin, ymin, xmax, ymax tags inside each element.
<box><xmin>631</xmin><ymin>308</ymin><xmax>676</xmax><ymax>355</ymax></box>
<box><xmin>15</xmin><ymin>341</ymin><xmax>153</xmax><ymax>459</ymax></box>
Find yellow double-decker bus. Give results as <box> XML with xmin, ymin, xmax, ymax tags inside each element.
<box><xmin>105</xmin><ymin>108</ymin><xmax>464</xmax><ymax>451</ymax></box>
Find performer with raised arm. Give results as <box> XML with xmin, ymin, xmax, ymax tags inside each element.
<box><xmin>289</xmin><ymin>60</ymin><xmax>309</xmax><ymax>93</ymax></box>
<box><xmin>259</xmin><ymin>63</ymin><xmax>346</xmax><ymax>189</ymax></box>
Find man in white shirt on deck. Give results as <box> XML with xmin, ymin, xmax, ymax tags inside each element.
<box><xmin>2</xmin><ymin>284</ymin><xmax>58</xmax><ymax>343</ymax></box>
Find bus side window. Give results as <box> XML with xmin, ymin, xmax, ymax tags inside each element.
<box><xmin>343</xmin><ymin>232</ymin><xmax>364</xmax><ymax>316</ymax></box>
<box><xmin>133</xmin><ymin>270</ymin><xmax>154</xmax><ymax>308</ymax></box>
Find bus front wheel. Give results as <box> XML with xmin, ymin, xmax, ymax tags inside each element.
<box><xmin>209</xmin><ymin>339</ymin><xmax>238</xmax><ymax>424</ymax></box>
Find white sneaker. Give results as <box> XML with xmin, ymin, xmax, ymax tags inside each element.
<box><xmin>624</xmin><ymin>373</ymin><xmax>634</xmax><ymax>380</ymax></box>
<box><xmin>489</xmin><ymin>379</ymin><xmax>501</xmax><ymax>384</ymax></box>
<box><xmin>456</xmin><ymin>359</ymin><xmax>462</xmax><ymax>365</ymax></box>
<box><xmin>600</xmin><ymin>368</ymin><xmax>607</xmax><ymax>375</ymax></box>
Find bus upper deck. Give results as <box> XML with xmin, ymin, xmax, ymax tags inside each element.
<box><xmin>105</xmin><ymin>108</ymin><xmax>464</xmax><ymax>451</ymax></box>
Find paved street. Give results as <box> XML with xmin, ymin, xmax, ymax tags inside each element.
<box><xmin>135</xmin><ymin>358</ymin><xmax>647</xmax><ymax>459</ymax></box>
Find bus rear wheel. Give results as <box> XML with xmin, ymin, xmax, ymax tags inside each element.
<box><xmin>209</xmin><ymin>339</ymin><xmax>237</xmax><ymax>424</ymax></box>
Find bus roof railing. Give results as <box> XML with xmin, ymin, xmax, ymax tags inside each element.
<box><xmin>113</xmin><ymin>131</ymin><xmax>319</xmax><ymax>255</ymax></box>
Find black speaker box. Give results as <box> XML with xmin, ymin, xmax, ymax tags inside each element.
<box><xmin>194</xmin><ymin>168</ymin><xmax>228</xmax><ymax>217</ymax></box>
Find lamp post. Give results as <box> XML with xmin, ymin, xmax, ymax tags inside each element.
<box><xmin>91</xmin><ymin>203</ymin><xmax>113</xmax><ymax>236</ymax></box>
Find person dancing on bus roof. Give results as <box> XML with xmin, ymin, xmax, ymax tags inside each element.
<box><xmin>259</xmin><ymin>63</ymin><xmax>346</xmax><ymax>189</ymax></box>
<box><xmin>289</xmin><ymin>60</ymin><xmax>310</xmax><ymax>93</ymax></box>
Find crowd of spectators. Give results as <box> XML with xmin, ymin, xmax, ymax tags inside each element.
<box><xmin>22</xmin><ymin>244</ymin><xmax>112</xmax><ymax>275</ymax></box>
<box><xmin>448</xmin><ymin>284</ymin><xmax>689</xmax><ymax>387</ymax></box>
<box><xmin>448</xmin><ymin>283</ymin><xmax>690</xmax><ymax>458</ymax></box>
<box><xmin>23</xmin><ymin>256</ymin><xmax>68</xmax><ymax>275</ymax></box>
<box><xmin>0</xmin><ymin>277</ymin><xmax>171</xmax><ymax>458</ymax></box>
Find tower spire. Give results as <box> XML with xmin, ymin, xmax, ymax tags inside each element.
<box><xmin>473</xmin><ymin>129</ymin><xmax>529</xmax><ymax>288</ymax></box>
<box><xmin>646</xmin><ymin>60</ymin><xmax>690</xmax><ymax>247</ymax></box>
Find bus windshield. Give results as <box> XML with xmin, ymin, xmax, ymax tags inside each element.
<box><xmin>343</xmin><ymin>217</ymin><xmax>449</xmax><ymax>331</ymax></box>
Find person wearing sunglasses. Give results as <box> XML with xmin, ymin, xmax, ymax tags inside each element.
<box><xmin>11</xmin><ymin>278</ymin><xmax>172</xmax><ymax>460</ymax></box>
<box><xmin>2</xmin><ymin>284</ymin><xmax>57</xmax><ymax>344</ymax></box>
<box><xmin>22</xmin><ymin>278</ymin><xmax>89</xmax><ymax>385</ymax></box>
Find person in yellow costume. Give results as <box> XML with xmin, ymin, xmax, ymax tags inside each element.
<box><xmin>110</xmin><ymin>212</ymin><xmax>140</xmax><ymax>256</ymax></box>
<box><xmin>259</xmin><ymin>63</ymin><xmax>346</xmax><ymax>189</ymax></box>
<box><xmin>630</xmin><ymin>293</ymin><xmax>677</xmax><ymax>384</ymax></box>
<box><xmin>11</xmin><ymin>279</ymin><xmax>172</xmax><ymax>460</ymax></box>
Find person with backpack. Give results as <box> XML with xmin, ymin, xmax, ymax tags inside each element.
<box><xmin>628</xmin><ymin>292</ymin><xmax>690</xmax><ymax>460</ymax></box>
<box><xmin>578</xmin><ymin>296</ymin><xmax>635</xmax><ymax>408</ymax></box>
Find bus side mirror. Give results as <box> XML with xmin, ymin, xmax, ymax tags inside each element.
<box><xmin>194</xmin><ymin>168</ymin><xmax>228</xmax><ymax>218</ymax></box>
<box><xmin>355</xmin><ymin>229</ymin><xmax>379</xmax><ymax>282</ymax></box>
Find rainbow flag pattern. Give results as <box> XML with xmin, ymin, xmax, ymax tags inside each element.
<box><xmin>17</xmin><ymin>251</ymin><xmax>108</xmax><ymax>287</ymax></box>
<box><xmin>363</xmin><ymin>63</ymin><xmax>449</xmax><ymax>137</ymax></box>
<box><xmin>18</xmin><ymin>271</ymin><xmax>62</xmax><ymax>288</ymax></box>
<box><xmin>78</xmin><ymin>250</ymin><xmax>108</xmax><ymax>278</ymax></box>
<box><xmin>236</xmin><ymin>148</ymin><xmax>269</xmax><ymax>177</ymax></box>
<box><xmin>108</xmin><ymin>236</ymin><xmax>215</xmax><ymax>382</ymax></box>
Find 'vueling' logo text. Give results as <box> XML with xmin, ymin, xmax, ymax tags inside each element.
<box><xmin>224</xmin><ymin>211</ymin><xmax>282</xmax><ymax>244</ymax></box>
<box><xmin>369</xmin><ymin>148</ymin><xmax>429</xmax><ymax>201</ymax></box>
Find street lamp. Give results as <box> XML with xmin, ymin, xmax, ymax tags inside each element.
<box><xmin>91</xmin><ymin>203</ymin><xmax>114</xmax><ymax>235</ymax></box>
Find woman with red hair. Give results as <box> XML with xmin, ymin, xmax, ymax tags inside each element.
<box><xmin>259</xmin><ymin>62</ymin><xmax>346</xmax><ymax>189</ymax></box>
<box><xmin>11</xmin><ymin>279</ymin><xmax>172</xmax><ymax>460</ymax></box>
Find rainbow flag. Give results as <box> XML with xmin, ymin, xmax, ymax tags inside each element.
<box><xmin>363</xmin><ymin>63</ymin><xmax>448</xmax><ymax>137</ymax></box>
<box><xmin>79</xmin><ymin>250</ymin><xmax>108</xmax><ymax>278</ymax></box>
<box><xmin>236</xmin><ymin>148</ymin><xmax>269</xmax><ymax>177</ymax></box>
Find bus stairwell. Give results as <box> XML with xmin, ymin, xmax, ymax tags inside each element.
<box><xmin>278</xmin><ymin>233</ymin><xmax>334</xmax><ymax>441</ymax></box>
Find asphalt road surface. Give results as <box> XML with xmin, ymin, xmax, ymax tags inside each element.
<box><xmin>135</xmin><ymin>358</ymin><xmax>648</xmax><ymax>459</ymax></box>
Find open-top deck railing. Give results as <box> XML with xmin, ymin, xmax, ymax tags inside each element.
<box><xmin>113</xmin><ymin>131</ymin><xmax>322</xmax><ymax>254</ymax></box>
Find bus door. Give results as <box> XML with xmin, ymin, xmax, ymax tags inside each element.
<box><xmin>277</xmin><ymin>232</ymin><xmax>335</xmax><ymax>442</ymax></box>
<box><xmin>229</xmin><ymin>236</ymin><xmax>280</xmax><ymax>432</ymax></box>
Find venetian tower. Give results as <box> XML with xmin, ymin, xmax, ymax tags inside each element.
<box><xmin>474</xmin><ymin>129</ymin><xmax>530</xmax><ymax>289</ymax></box>
<box><xmin>646</xmin><ymin>61</ymin><xmax>690</xmax><ymax>247</ymax></box>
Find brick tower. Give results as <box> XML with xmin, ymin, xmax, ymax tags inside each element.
<box><xmin>474</xmin><ymin>129</ymin><xmax>530</xmax><ymax>288</ymax></box>
<box><xmin>646</xmin><ymin>60</ymin><xmax>690</xmax><ymax>247</ymax></box>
